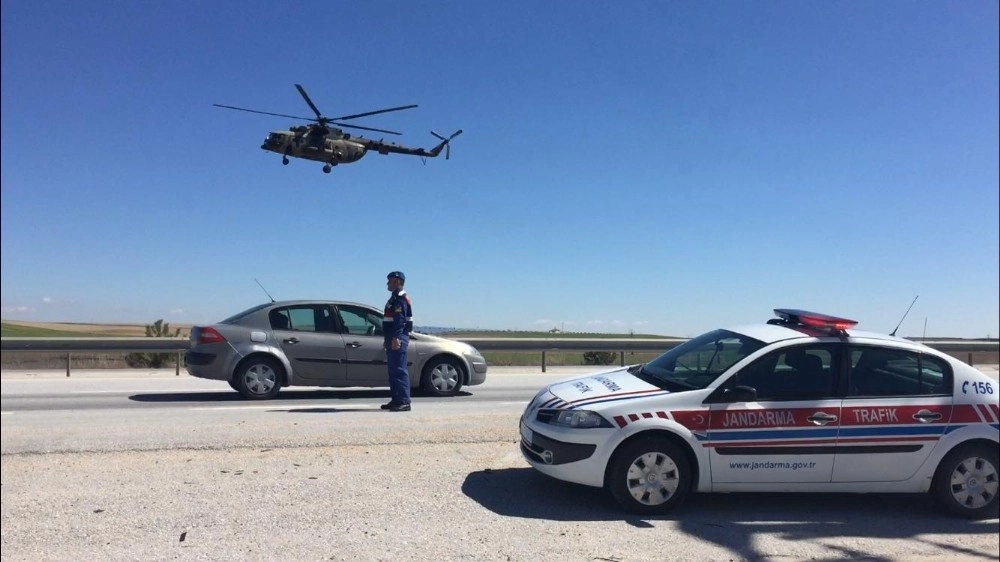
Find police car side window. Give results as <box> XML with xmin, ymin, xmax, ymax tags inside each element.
<box><xmin>729</xmin><ymin>344</ymin><xmax>838</xmax><ymax>401</ymax></box>
<box><xmin>849</xmin><ymin>346</ymin><xmax>952</xmax><ymax>397</ymax></box>
<box><xmin>918</xmin><ymin>354</ymin><xmax>951</xmax><ymax>395</ymax></box>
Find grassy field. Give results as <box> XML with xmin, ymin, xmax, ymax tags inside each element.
<box><xmin>1</xmin><ymin>321</ymin><xmax>669</xmax><ymax>340</ymax></box>
<box><xmin>1</xmin><ymin>320</ymin><xmax>193</xmax><ymax>338</ymax></box>
<box><xmin>1</xmin><ymin>323</ymin><xmax>137</xmax><ymax>337</ymax></box>
<box><xmin>4</xmin><ymin>320</ymin><xmax>994</xmax><ymax>370</ymax></box>
<box><xmin>0</xmin><ymin>320</ymin><xmax>671</xmax><ymax>369</ymax></box>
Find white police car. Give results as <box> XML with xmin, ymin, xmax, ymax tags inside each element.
<box><xmin>519</xmin><ymin>309</ymin><xmax>999</xmax><ymax>518</ymax></box>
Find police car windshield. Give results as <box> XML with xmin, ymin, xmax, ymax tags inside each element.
<box><xmin>636</xmin><ymin>329</ymin><xmax>765</xmax><ymax>391</ymax></box>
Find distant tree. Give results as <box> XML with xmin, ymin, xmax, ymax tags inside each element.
<box><xmin>125</xmin><ymin>319</ymin><xmax>181</xmax><ymax>368</ymax></box>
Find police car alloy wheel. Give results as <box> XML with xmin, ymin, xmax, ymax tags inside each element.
<box><xmin>608</xmin><ymin>438</ymin><xmax>692</xmax><ymax>515</ymax></box>
<box><xmin>932</xmin><ymin>443</ymin><xmax>1000</xmax><ymax>519</ymax></box>
<box><xmin>233</xmin><ymin>356</ymin><xmax>283</xmax><ymax>400</ymax></box>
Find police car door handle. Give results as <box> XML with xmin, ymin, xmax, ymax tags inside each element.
<box><xmin>283</xmin><ymin>337</ymin><xmax>299</xmax><ymax>344</ymax></box>
<box><xmin>913</xmin><ymin>410</ymin><xmax>942</xmax><ymax>423</ymax></box>
<box><xmin>807</xmin><ymin>412</ymin><xmax>838</xmax><ymax>425</ymax></box>
<box><xmin>347</xmin><ymin>341</ymin><xmax>362</xmax><ymax>348</ymax></box>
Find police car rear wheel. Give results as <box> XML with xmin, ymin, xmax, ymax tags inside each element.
<box><xmin>420</xmin><ymin>357</ymin><xmax>464</xmax><ymax>397</ymax></box>
<box><xmin>608</xmin><ymin>438</ymin><xmax>691</xmax><ymax>515</ymax></box>
<box><xmin>932</xmin><ymin>442</ymin><xmax>999</xmax><ymax>519</ymax></box>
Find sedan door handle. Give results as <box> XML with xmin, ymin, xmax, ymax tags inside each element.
<box><xmin>347</xmin><ymin>342</ymin><xmax>362</xmax><ymax>348</ymax></box>
<box><xmin>913</xmin><ymin>410</ymin><xmax>943</xmax><ymax>423</ymax></box>
<box><xmin>283</xmin><ymin>337</ymin><xmax>300</xmax><ymax>344</ymax></box>
<box><xmin>807</xmin><ymin>412</ymin><xmax>838</xmax><ymax>426</ymax></box>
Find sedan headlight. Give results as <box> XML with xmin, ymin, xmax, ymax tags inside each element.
<box><xmin>542</xmin><ymin>409</ymin><xmax>613</xmax><ymax>429</ymax></box>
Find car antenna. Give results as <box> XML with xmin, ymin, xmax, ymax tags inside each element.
<box><xmin>890</xmin><ymin>295</ymin><xmax>918</xmax><ymax>337</ymax></box>
<box><xmin>255</xmin><ymin>278</ymin><xmax>275</xmax><ymax>303</ymax></box>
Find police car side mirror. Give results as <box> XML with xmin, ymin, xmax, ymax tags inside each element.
<box><xmin>717</xmin><ymin>385</ymin><xmax>757</xmax><ymax>403</ymax></box>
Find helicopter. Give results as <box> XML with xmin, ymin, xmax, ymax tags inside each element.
<box><xmin>214</xmin><ymin>84</ymin><xmax>462</xmax><ymax>173</ymax></box>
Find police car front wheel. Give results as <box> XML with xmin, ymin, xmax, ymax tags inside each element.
<box><xmin>932</xmin><ymin>442</ymin><xmax>1000</xmax><ymax>519</ymax></box>
<box><xmin>608</xmin><ymin>438</ymin><xmax>692</xmax><ymax>515</ymax></box>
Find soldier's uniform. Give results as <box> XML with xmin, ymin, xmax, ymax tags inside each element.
<box><xmin>382</xmin><ymin>271</ymin><xmax>413</xmax><ymax>410</ymax></box>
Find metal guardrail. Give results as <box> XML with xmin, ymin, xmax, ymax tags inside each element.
<box><xmin>1</xmin><ymin>336</ymin><xmax>997</xmax><ymax>376</ymax></box>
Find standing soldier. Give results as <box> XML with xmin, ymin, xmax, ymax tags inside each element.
<box><xmin>382</xmin><ymin>271</ymin><xmax>413</xmax><ymax>411</ymax></box>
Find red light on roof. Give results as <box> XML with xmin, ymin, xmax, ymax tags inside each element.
<box><xmin>773</xmin><ymin>309</ymin><xmax>858</xmax><ymax>331</ymax></box>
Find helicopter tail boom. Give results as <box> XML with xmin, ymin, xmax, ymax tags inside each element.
<box><xmin>362</xmin><ymin>129</ymin><xmax>463</xmax><ymax>159</ymax></box>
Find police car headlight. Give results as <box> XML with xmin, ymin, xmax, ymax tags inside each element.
<box><xmin>546</xmin><ymin>410</ymin><xmax>612</xmax><ymax>429</ymax></box>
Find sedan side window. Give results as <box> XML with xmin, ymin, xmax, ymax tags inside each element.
<box><xmin>336</xmin><ymin>305</ymin><xmax>383</xmax><ymax>336</ymax></box>
<box><xmin>849</xmin><ymin>346</ymin><xmax>952</xmax><ymax>397</ymax></box>
<box><xmin>726</xmin><ymin>344</ymin><xmax>839</xmax><ymax>401</ymax></box>
<box><xmin>269</xmin><ymin>306</ymin><xmax>336</xmax><ymax>333</ymax></box>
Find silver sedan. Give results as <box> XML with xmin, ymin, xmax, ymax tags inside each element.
<box><xmin>184</xmin><ymin>300</ymin><xmax>487</xmax><ymax>400</ymax></box>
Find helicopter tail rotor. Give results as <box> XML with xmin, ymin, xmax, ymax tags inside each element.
<box><xmin>430</xmin><ymin>129</ymin><xmax>463</xmax><ymax>160</ymax></box>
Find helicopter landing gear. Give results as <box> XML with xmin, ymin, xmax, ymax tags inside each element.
<box><xmin>282</xmin><ymin>156</ymin><xmax>289</xmax><ymax>165</ymax></box>
<box><xmin>322</xmin><ymin>164</ymin><xmax>332</xmax><ymax>173</ymax></box>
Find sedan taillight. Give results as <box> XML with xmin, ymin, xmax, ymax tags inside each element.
<box><xmin>197</xmin><ymin>327</ymin><xmax>226</xmax><ymax>345</ymax></box>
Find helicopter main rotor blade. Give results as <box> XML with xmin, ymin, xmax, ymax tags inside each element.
<box><xmin>294</xmin><ymin>84</ymin><xmax>324</xmax><ymax>120</ymax></box>
<box><xmin>330</xmin><ymin>104</ymin><xmax>418</xmax><ymax>121</ymax></box>
<box><xmin>213</xmin><ymin>104</ymin><xmax>318</xmax><ymax>122</ymax></box>
<box><xmin>330</xmin><ymin>122</ymin><xmax>403</xmax><ymax>135</ymax></box>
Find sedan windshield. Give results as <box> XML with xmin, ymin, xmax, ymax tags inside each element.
<box><xmin>632</xmin><ymin>329</ymin><xmax>765</xmax><ymax>392</ymax></box>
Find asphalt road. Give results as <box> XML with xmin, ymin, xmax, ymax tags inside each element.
<box><xmin>2</xmin><ymin>366</ymin><xmax>998</xmax><ymax>561</ymax></box>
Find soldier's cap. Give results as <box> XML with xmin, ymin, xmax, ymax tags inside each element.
<box><xmin>387</xmin><ymin>271</ymin><xmax>405</xmax><ymax>282</ymax></box>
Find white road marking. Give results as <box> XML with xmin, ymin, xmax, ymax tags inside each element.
<box><xmin>71</xmin><ymin>389</ymin><xmax>214</xmax><ymax>394</ymax></box>
<box><xmin>189</xmin><ymin>404</ymin><xmax>383</xmax><ymax>411</ymax></box>
<box><xmin>1</xmin><ymin>412</ymin><xmax>12</xmax><ymax>416</ymax></box>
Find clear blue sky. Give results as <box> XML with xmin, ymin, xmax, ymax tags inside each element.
<box><xmin>2</xmin><ymin>1</ymin><xmax>998</xmax><ymax>338</ymax></box>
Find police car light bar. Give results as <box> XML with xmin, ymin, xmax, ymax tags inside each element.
<box><xmin>772</xmin><ymin>309</ymin><xmax>858</xmax><ymax>331</ymax></box>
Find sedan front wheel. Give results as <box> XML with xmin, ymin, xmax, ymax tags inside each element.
<box><xmin>420</xmin><ymin>357</ymin><xmax>464</xmax><ymax>397</ymax></box>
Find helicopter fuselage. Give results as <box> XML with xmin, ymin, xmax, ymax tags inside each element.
<box><xmin>262</xmin><ymin>130</ymin><xmax>368</xmax><ymax>165</ymax></box>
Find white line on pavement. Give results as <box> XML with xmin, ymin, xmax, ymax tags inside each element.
<box><xmin>189</xmin><ymin>404</ymin><xmax>383</xmax><ymax>411</ymax></box>
<box><xmin>71</xmin><ymin>389</ymin><xmax>214</xmax><ymax>394</ymax></box>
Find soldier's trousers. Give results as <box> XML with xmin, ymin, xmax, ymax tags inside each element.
<box><xmin>387</xmin><ymin>345</ymin><xmax>411</xmax><ymax>405</ymax></box>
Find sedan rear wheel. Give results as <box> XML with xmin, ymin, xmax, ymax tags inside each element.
<box><xmin>233</xmin><ymin>356</ymin><xmax>283</xmax><ymax>400</ymax></box>
<box><xmin>420</xmin><ymin>357</ymin><xmax>464</xmax><ymax>397</ymax></box>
